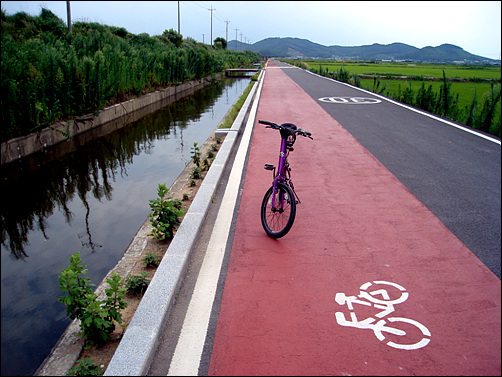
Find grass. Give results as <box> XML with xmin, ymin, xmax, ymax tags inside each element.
<box><xmin>359</xmin><ymin>79</ymin><xmax>497</xmax><ymax>110</ymax></box>
<box><xmin>301</xmin><ymin>60</ymin><xmax>501</xmax><ymax>80</ymax></box>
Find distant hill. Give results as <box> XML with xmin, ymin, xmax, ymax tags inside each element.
<box><xmin>228</xmin><ymin>37</ymin><xmax>498</xmax><ymax>63</ymax></box>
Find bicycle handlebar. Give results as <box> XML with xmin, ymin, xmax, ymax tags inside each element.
<box><xmin>258</xmin><ymin>119</ymin><xmax>313</xmax><ymax>139</ymax></box>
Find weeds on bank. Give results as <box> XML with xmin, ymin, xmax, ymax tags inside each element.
<box><xmin>141</xmin><ymin>251</ymin><xmax>160</xmax><ymax>267</ymax></box>
<box><xmin>67</xmin><ymin>358</ymin><xmax>103</xmax><ymax>376</ymax></box>
<box><xmin>58</xmin><ymin>252</ymin><xmax>128</xmax><ymax>348</ymax></box>
<box><xmin>124</xmin><ymin>272</ymin><xmax>150</xmax><ymax>296</ymax></box>
<box><xmin>148</xmin><ymin>184</ymin><xmax>184</xmax><ymax>241</ymax></box>
<box><xmin>191</xmin><ymin>142</ymin><xmax>201</xmax><ymax>167</ymax></box>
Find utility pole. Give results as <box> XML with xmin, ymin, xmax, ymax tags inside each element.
<box><xmin>177</xmin><ymin>1</ymin><xmax>180</xmax><ymax>34</ymax></box>
<box><xmin>208</xmin><ymin>5</ymin><xmax>215</xmax><ymax>47</ymax></box>
<box><xmin>224</xmin><ymin>20</ymin><xmax>230</xmax><ymax>44</ymax></box>
<box><xmin>235</xmin><ymin>28</ymin><xmax>238</xmax><ymax>50</ymax></box>
<box><xmin>240</xmin><ymin>32</ymin><xmax>243</xmax><ymax>49</ymax></box>
<box><xmin>66</xmin><ymin>1</ymin><xmax>71</xmax><ymax>31</ymax></box>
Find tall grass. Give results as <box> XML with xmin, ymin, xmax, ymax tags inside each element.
<box><xmin>1</xmin><ymin>8</ymin><xmax>261</xmax><ymax>143</ymax></box>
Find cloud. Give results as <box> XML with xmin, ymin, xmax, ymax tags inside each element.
<box><xmin>1</xmin><ymin>1</ymin><xmax>500</xmax><ymax>59</ymax></box>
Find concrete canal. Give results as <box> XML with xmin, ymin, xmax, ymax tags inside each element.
<box><xmin>0</xmin><ymin>77</ymin><xmax>250</xmax><ymax>376</ymax></box>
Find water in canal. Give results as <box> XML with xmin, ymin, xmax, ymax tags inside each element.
<box><xmin>0</xmin><ymin>77</ymin><xmax>250</xmax><ymax>376</ymax></box>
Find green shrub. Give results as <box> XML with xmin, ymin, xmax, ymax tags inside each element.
<box><xmin>190</xmin><ymin>142</ymin><xmax>201</xmax><ymax>167</ymax></box>
<box><xmin>125</xmin><ymin>272</ymin><xmax>150</xmax><ymax>296</ymax></box>
<box><xmin>0</xmin><ymin>8</ymin><xmax>262</xmax><ymax>143</ymax></box>
<box><xmin>191</xmin><ymin>166</ymin><xmax>202</xmax><ymax>179</ymax></box>
<box><xmin>202</xmin><ymin>158</ymin><xmax>210</xmax><ymax>170</ymax></box>
<box><xmin>67</xmin><ymin>358</ymin><xmax>103</xmax><ymax>376</ymax></box>
<box><xmin>148</xmin><ymin>184</ymin><xmax>184</xmax><ymax>240</ymax></box>
<box><xmin>141</xmin><ymin>251</ymin><xmax>160</xmax><ymax>268</ymax></box>
<box><xmin>58</xmin><ymin>252</ymin><xmax>128</xmax><ymax>347</ymax></box>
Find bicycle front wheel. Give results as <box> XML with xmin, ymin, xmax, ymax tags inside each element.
<box><xmin>261</xmin><ymin>183</ymin><xmax>296</xmax><ymax>238</ymax></box>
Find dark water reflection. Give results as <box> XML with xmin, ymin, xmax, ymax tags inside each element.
<box><xmin>0</xmin><ymin>78</ymin><xmax>249</xmax><ymax>376</ymax></box>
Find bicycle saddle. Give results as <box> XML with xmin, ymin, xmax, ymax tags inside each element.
<box><xmin>281</xmin><ymin>123</ymin><xmax>297</xmax><ymax>131</ymax></box>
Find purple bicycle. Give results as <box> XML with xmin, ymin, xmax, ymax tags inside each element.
<box><xmin>259</xmin><ymin>120</ymin><xmax>313</xmax><ymax>238</ymax></box>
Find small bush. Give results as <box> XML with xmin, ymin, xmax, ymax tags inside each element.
<box><xmin>148</xmin><ymin>184</ymin><xmax>184</xmax><ymax>240</ymax></box>
<box><xmin>141</xmin><ymin>252</ymin><xmax>160</xmax><ymax>268</ymax></box>
<box><xmin>58</xmin><ymin>252</ymin><xmax>128</xmax><ymax>347</ymax></box>
<box><xmin>201</xmin><ymin>158</ymin><xmax>209</xmax><ymax>171</ymax></box>
<box><xmin>191</xmin><ymin>142</ymin><xmax>201</xmax><ymax>167</ymax></box>
<box><xmin>125</xmin><ymin>272</ymin><xmax>150</xmax><ymax>296</ymax></box>
<box><xmin>67</xmin><ymin>358</ymin><xmax>103</xmax><ymax>376</ymax></box>
<box><xmin>191</xmin><ymin>166</ymin><xmax>202</xmax><ymax>179</ymax></box>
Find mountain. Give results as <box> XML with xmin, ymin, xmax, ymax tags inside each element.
<box><xmin>228</xmin><ymin>37</ymin><xmax>498</xmax><ymax>63</ymax></box>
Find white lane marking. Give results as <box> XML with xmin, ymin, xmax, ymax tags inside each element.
<box><xmin>167</xmin><ymin>70</ymin><xmax>265</xmax><ymax>376</ymax></box>
<box><xmin>319</xmin><ymin>96</ymin><xmax>381</xmax><ymax>104</ymax></box>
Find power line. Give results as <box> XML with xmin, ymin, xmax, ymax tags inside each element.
<box><xmin>185</xmin><ymin>1</ymin><xmax>246</xmax><ymax>45</ymax></box>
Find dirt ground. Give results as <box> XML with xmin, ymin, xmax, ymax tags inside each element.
<box><xmin>71</xmin><ymin>132</ymin><xmax>225</xmax><ymax>374</ymax></box>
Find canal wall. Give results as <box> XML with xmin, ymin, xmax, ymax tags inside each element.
<box><xmin>1</xmin><ymin>73</ymin><xmax>224</xmax><ymax>165</ymax></box>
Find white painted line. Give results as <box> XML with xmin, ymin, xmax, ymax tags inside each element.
<box><xmin>301</xmin><ymin>66</ymin><xmax>501</xmax><ymax>145</ymax></box>
<box><xmin>167</xmin><ymin>70</ymin><xmax>265</xmax><ymax>376</ymax></box>
<box><xmin>319</xmin><ymin>96</ymin><xmax>382</xmax><ymax>104</ymax></box>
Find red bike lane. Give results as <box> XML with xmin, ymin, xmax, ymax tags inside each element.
<box><xmin>208</xmin><ymin>61</ymin><xmax>500</xmax><ymax>375</ymax></box>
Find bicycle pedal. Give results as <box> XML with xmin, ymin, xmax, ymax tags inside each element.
<box><xmin>264</xmin><ymin>164</ymin><xmax>275</xmax><ymax>171</ymax></box>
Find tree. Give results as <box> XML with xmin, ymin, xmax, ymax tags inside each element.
<box><xmin>162</xmin><ymin>28</ymin><xmax>183</xmax><ymax>48</ymax></box>
<box><xmin>214</xmin><ymin>37</ymin><xmax>227</xmax><ymax>50</ymax></box>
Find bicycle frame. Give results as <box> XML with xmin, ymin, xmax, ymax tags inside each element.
<box><xmin>265</xmin><ymin>133</ymin><xmax>298</xmax><ymax>210</ymax></box>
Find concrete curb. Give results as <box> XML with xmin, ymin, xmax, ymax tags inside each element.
<box><xmin>104</xmin><ymin>69</ymin><xmax>264</xmax><ymax>376</ymax></box>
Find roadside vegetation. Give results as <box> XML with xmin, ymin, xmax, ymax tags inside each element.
<box><xmin>283</xmin><ymin>59</ymin><xmax>501</xmax><ymax>137</ymax></box>
<box><xmin>0</xmin><ymin>8</ymin><xmax>261</xmax><ymax>144</ymax></box>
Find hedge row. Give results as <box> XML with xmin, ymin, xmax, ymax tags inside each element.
<box><xmin>1</xmin><ymin>8</ymin><xmax>261</xmax><ymax>143</ymax></box>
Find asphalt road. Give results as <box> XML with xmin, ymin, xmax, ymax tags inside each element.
<box><xmin>276</xmin><ymin>60</ymin><xmax>501</xmax><ymax>278</ymax></box>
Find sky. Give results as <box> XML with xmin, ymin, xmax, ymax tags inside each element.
<box><xmin>2</xmin><ymin>1</ymin><xmax>501</xmax><ymax>60</ymax></box>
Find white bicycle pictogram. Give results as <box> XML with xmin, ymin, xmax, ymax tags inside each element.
<box><xmin>318</xmin><ymin>96</ymin><xmax>382</xmax><ymax>104</ymax></box>
<box><xmin>335</xmin><ymin>280</ymin><xmax>431</xmax><ymax>350</ymax></box>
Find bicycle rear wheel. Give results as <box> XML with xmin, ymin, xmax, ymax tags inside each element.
<box><xmin>261</xmin><ymin>182</ymin><xmax>296</xmax><ymax>238</ymax></box>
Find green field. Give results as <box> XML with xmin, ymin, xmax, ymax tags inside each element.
<box><xmin>303</xmin><ymin>61</ymin><xmax>501</xmax><ymax>80</ymax></box>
